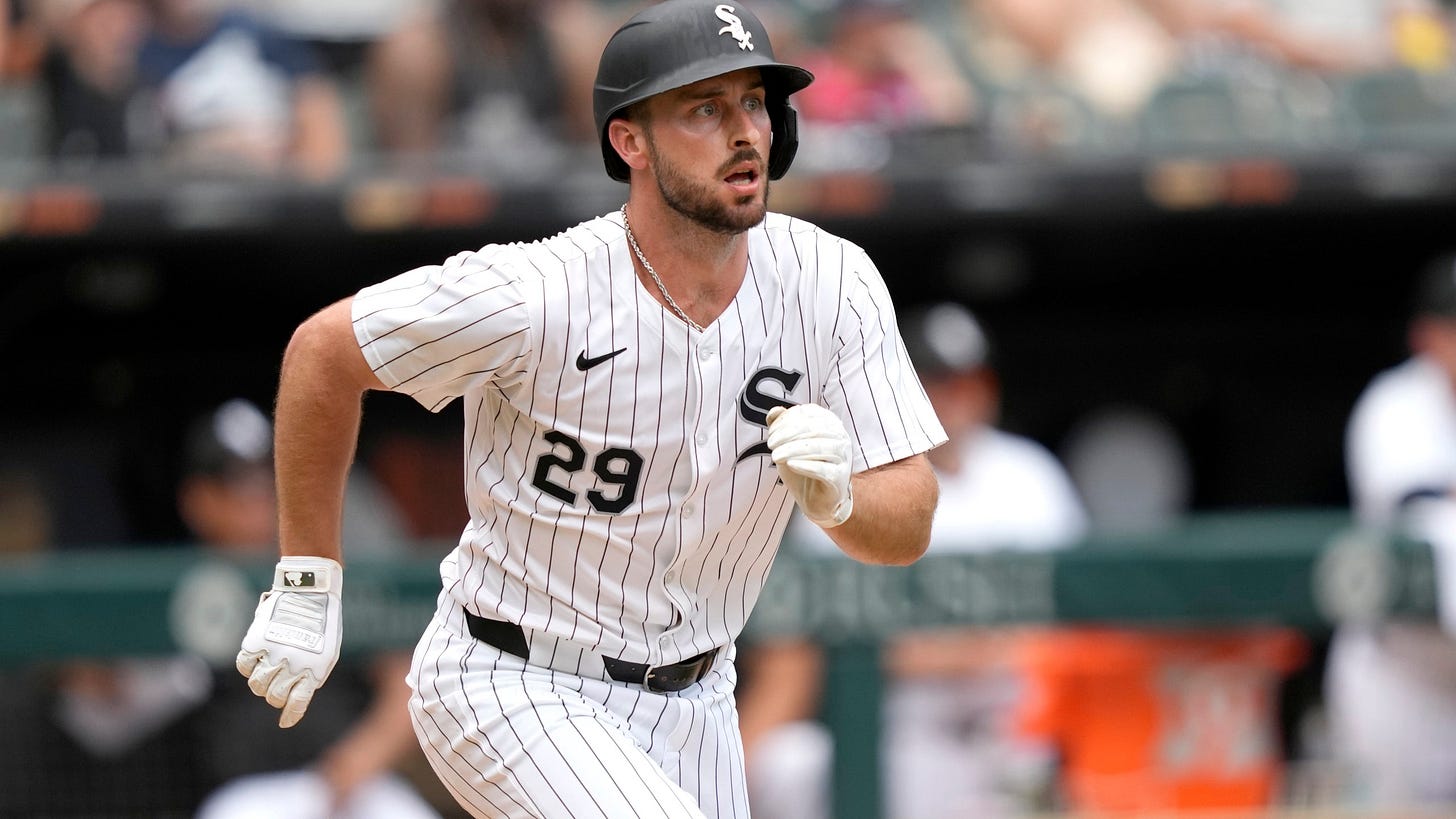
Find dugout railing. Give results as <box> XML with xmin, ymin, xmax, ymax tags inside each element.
<box><xmin>0</xmin><ymin>508</ymin><xmax>1436</xmax><ymax>818</ymax></box>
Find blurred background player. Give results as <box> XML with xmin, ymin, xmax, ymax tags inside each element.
<box><xmin>1325</xmin><ymin>251</ymin><xmax>1456</xmax><ymax>809</ymax></box>
<box><xmin>175</xmin><ymin>397</ymin><xmax>443</xmax><ymax>819</ymax></box>
<box><xmin>739</xmin><ymin>300</ymin><xmax>1088</xmax><ymax>819</ymax></box>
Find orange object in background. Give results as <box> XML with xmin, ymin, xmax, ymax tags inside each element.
<box><xmin>1015</xmin><ymin>626</ymin><xmax>1309</xmax><ymax>813</ymax></box>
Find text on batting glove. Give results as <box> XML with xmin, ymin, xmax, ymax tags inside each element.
<box><xmin>236</xmin><ymin>555</ymin><xmax>343</xmax><ymax>728</ymax></box>
<box><xmin>766</xmin><ymin>404</ymin><xmax>855</xmax><ymax>528</ymax></box>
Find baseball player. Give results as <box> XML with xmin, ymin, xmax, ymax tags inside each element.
<box><xmin>1325</xmin><ymin>252</ymin><xmax>1456</xmax><ymax>808</ymax></box>
<box><xmin>233</xmin><ymin>2</ymin><xmax>946</xmax><ymax>817</ymax></box>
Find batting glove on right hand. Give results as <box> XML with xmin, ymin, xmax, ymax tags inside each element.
<box><xmin>236</xmin><ymin>556</ymin><xmax>343</xmax><ymax>728</ymax></box>
<box><xmin>767</xmin><ymin>404</ymin><xmax>855</xmax><ymax>528</ymax></box>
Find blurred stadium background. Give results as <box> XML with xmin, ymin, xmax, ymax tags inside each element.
<box><xmin>3</xmin><ymin>0</ymin><xmax>1456</xmax><ymax>816</ymax></box>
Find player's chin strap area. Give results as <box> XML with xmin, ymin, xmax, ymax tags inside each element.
<box><xmin>463</xmin><ymin>609</ymin><xmax>720</xmax><ymax>693</ymax></box>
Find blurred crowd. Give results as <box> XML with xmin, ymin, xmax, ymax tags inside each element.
<box><xmin>1</xmin><ymin>0</ymin><xmax>1456</xmax><ymax>180</ymax></box>
<box><xmin>4</xmin><ymin>1</ymin><xmax>1456</xmax><ymax>818</ymax></box>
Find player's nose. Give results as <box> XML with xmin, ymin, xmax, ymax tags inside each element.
<box><xmin>727</xmin><ymin>103</ymin><xmax>768</xmax><ymax>149</ymax></box>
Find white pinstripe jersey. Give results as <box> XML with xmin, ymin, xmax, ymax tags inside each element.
<box><xmin>353</xmin><ymin>209</ymin><xmax>946</xmax><ymax>668</ymax></box>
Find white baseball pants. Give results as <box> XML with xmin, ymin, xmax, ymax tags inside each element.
<box><xmin>407</xmin><ymin>603</ymin><xmax>749</xmax><ymax>818</ymax></box>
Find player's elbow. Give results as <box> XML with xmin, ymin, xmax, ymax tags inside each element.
<box><xmin>841</xmin><ymin>458</ymin><xmax>938</xmax><ymax>565</ymax></box>
<box><xmin>283</xmin><ymin>298</ymin><xmax>384</xmax><ymax>394</ymax></box>
<box><xmin>869</xmin><ymin>532</ymin><xmax>931</xmax><ymax>566</ymax></box>
<box><xmin>843</xmin><ymin>505</ymin><xmax>935</xmax><ymax>566</ymax></box>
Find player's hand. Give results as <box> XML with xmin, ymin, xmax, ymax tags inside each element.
<box><xmin>236</xmin><ymin>556</ymin><xmax>343</xmax><ymax>728</ymax></box>
<box><xmin>766</xmin><ymin>404</ymin><xmax>854</xmax><ymax>528</ymax></box>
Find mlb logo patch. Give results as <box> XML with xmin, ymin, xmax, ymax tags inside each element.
<box><xmin>284</xmin><ymin>571</ymin><xmax>316</xmax><ymax>588</ymax></box>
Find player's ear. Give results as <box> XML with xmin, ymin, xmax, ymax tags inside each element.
<box><xmin>607</xmin><ymin>117</ymin><xmax>651</xmax><ymax>175</ymax></box>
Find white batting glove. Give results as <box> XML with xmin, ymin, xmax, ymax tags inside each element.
<box><xmin>766</xmin><ymin>404</ymin><xmax>855</xmax><ymax>528</ymax></box>
<box><xmin>235</xmin><ymin>556</ymin><xmax>343</xmax><ymax>728</ymax></box>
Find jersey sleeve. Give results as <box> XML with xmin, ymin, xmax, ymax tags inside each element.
<box><xmin>818</xmin><ymin>243</ymin><xmax>947</xmax><ymax>471</ymax></box>
<box><xmin>351</xmin><ymin>248</ymin><xmax>533</xmax><ymax>412</ymax></box>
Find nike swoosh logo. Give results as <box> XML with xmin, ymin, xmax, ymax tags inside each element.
<box><xmin>575</xmin><ymin>347</ymin><xmax>627</xmax><ymax>371</ymax></box>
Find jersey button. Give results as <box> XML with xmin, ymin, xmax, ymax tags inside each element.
<box><xmin>696</xmin><ymin>432</ymin><xmax>709</xmax><ymax>445</ymax></box>
<box><xmin>664</xmin><ymin>570</ymin><xmax>677</xmax><ymax>583</ymax></box>
<box><xmin>682</xmin><ymin>503</ymin><xmax>695</xmax><ymax>516</ymax></box>
<box><xmin>698</xmin><ymin>347</ymin><xmax>714</xmax><ymax>361</ymax></box>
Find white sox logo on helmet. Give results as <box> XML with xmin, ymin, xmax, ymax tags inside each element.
<box><xmin>715</xmin><ymin>4</ymin><xmax>754</xmax><ymax>50</ymax></box>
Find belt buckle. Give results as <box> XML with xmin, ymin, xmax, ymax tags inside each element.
<box><xmin>642</xmin><ymin>663</ymin><xmax>684</xmax><ymax>693</ymax></box>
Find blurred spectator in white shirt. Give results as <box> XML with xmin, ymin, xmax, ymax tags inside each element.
<box><xmin>136</xmin><ymin>0</ymin><xmax>349</xmax><ymax>179</ymax></box>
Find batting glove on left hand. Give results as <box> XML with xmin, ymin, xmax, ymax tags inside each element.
<box><xmin>767</xmin><ymin>404</ymin><xmax>855</xmax><ymax>528</ymax></box>
<box><xmin>236</xmin><ymin>556</ymin><xmax>343</xmax><ymax>728</ymax></box>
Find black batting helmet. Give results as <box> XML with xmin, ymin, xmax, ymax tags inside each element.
<box><xmin>593</xmin><ymin>0</ymin><xmax>814</xmax><ymax>183</ymax></box>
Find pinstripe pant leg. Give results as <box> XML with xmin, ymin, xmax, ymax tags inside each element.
<box><xmin>409</xmin><ymin>616</ymin><xmax>718</xmax><ymax>819</ymax></box>
<box><xmin>595</xmin><ymin>662</ymin><xmax>750</xmax><ymax>819</ymax></box>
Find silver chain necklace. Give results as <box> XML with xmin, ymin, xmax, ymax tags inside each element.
<box><xmin>622</xmin><ymin>205</ymin><xmax>705</xmax><ymax>333</ymax></box>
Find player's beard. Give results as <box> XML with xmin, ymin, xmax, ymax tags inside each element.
<box><xmin>647</xmin><ymin>134</ymin><xmax>768</xmax><ymax>234</ymax></box>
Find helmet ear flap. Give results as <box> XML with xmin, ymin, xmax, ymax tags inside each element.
<box><xmin>603</xmin><ymin>118</ymin><xmax>631</xmax><ymax>183</ymax></box>
<box><xmin>768</xmin><ymin>101</ymin><xmax>799</xmax><ymax>181</ymax></box>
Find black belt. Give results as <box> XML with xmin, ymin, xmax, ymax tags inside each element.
<box><xmin>463</xmin><ymin>609</ymin><xmax>720</xmax><ymax>693</ymax></box>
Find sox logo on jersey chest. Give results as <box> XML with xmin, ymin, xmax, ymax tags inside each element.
<box><xmin>737</xmin><ymin>366</ymin><xmax>803</xmax><ymax>463</ymax></box>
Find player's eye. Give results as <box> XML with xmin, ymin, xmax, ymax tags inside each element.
<box><xmin>743</xmin><ymin>96</ymin><xmax>764</xmax><ymax>112</ymax></box>
<box><xmin>694</xmin><ymin>102</ymin><xmax>720</xmax><ymax>117</ymax></box>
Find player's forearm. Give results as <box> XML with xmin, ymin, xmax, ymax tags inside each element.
<box><xmin>823</xmin><ymin>454</ymin><xmax>937</xmax><ymax>565</ymax></box>
<box><xmin>274</xmin><ymin>298</ymin><xmax>383</xmax><ymax>563</ymax></box>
